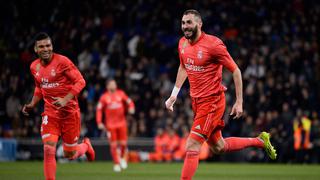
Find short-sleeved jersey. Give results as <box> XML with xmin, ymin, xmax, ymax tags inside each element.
<box><xmin>96</xmin><ymin>89</ymin><xmax>134</xmax><ymax>129</ymax></box>
<box><xmin>30</xmin><ymin>53</ymin><xmax>86</xmax><ymax>119</ymax></box>
<box><xmin>178</xmin><ymin>32</ymin><xmax>237</xmax><ymax>98</ymax></box>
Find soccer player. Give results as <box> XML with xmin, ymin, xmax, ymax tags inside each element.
<box><xmin>96</xmin><ymin>79</ymin><xmax>135</xmax><ymax>172</ymax></box>
<box><xmin>165</xmin><ymin>10</ymin><xmax>277</xmax><ymax>180</ymax></box>
<box><xmin>22</xmin><ymin>32</ymin><xmax>95</xmax><ymax>180</ymax></box>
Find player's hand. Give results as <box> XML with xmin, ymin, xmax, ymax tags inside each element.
<box><xmin>98</xmin><ymin>123</ymin><xmax>106</xmax><ymax>131</ymax></box>
<box><xmin>52</xmin><ymin>97</ymin><xmax>68</xmax><ymax>108</ymax></box>
<box><xmin>165</xmin><ymin>96</ymin><xmax>177</xmax><ymax>112</ymax></box>
<box><xmin>230</xmin><ymin>101</ymin><xmax>243</xmax><ymax>119</ymax></box>
<box><xmin>22</xmin><ymin>103</ymin><xmax>34</xmax><ymax>116</ymax></box>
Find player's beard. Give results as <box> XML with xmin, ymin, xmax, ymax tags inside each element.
<box><xmin>183</xmin><ymin>25</ymin><xmax>198</xmax><ymax>41</ymax></box>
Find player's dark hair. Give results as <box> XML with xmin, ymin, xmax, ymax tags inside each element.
<box><xmin>183</xmin><ymin>9</ymin><xmax>202</xmax><ymax>22</ymax></box>
<box><xmin>106</xmin><ymin>78</ymin><xmax>116</xmax><ymax>85</ymax></box>
<box><xmin>34</xmin><ymin>32</ymin><xmax>51</xmax><ymax>45</ymax></box>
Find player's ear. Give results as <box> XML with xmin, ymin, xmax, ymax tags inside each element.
<box><xmin>34</xmin><ymin>46</ymin><xmax>37</xmax><ymax>53</ymax></box>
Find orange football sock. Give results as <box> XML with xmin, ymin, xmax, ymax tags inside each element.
<box><xmin>120</xmin><ymin>144</ymin><xmax>126</xmax><ymax>158</ymax></box>
<box><xmin>110</xmin><ymin>144</ymin><xmax>120</xmax><ymax>164</ymax></box>
<box><xmin>43</xmin><ymin>145</ymin><xmax>56</xmax><ymax>180</ymax></box>
<box><xmin>64</xmin><ymin>143</ymin><xmax>88</xmax><ymax>160</ymax></box>
<box><xmin>181</xmin><ymin>151</ymin><xmax>199</xmax><ymax>180</ymax></box>
<box><xmin>223</xmin><ymin>137</ymin><xmax>263</xmax><ymax>152</ymax></box>
<box><xmin>75</xmin><ymin>143</ymin><xmax>88</xmax><ymax>158</ymax></box>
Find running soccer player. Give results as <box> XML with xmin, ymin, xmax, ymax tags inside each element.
<box><xmin>165</xmin><ymin>10</ymin><xmax>277</xmax><ymax>180</ymax></box>
<box><xmin>96</xmin><ymin>79</ymin><xmax>135</xmax><ymax>172</ymax></box>
<box><xmin>22</xmin><ymin>32</ymin><xmax>95</xmax><ymax>180</ymax></box>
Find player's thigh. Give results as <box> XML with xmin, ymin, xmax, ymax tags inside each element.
<box><xmin>191</xmin><ymin>93</ymin><xmax>226</xmax><ymax>141</ymax></box>
<box><xmin>61</xmin><ymin>110</ymin><xmax>81</xmax><ymax>146</ymax></box>
<box><xmin>117</xmin><ymin>126</ymin><xmax>128</xmax><ymax>142</ymax></box>
<box><xmin>107</xmin><ymin>128</ymin><xmax>118</xmax><ymax>142</ymax></box>
<box><xmin>40</xmin><ymin>113</ymin><xmax>60</xmax><ymax>144</ymax></box>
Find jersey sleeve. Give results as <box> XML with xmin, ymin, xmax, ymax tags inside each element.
<box><xmin>96</xmin><ymin>95</ymin><xmax>105</xmax><ymax>124</ymax></box>
<box><xmin>211</xmin><ymin>41</ymin><xmax>238</xmax><ymax>73</ymax></box>
<box><xmin>178</xmin><ymin>38</ymin><xmax>185</xmax><ymax>67</ymax></box>
<box><xmin>121</xmin><ymin>90</ymin><xmax>135</xmax><ymax>110</ymax></box>
<box><xmin>60</xmin><ymin>58</ymin><xmax>86</xmax><ymax>96</ymax></box>
<box><xmin>30</xmin><ymin>65</ymin><xmax>43</xmax><ymax>99</ymax></box>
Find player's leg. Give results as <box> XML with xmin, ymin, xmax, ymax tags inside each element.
<box><xmin>207</xmin><ymin>92</ymin><xmax>268</xmax><ymax>155</ymax></box>
<box><xmin>41</xmin><ymin>114</ymin><xmax>60</xmax><ymax>180</ymax></box>
<box><xmin>118</xmin><ymin>126</ymin><xmax>128</xmax><ymax>169</ymax></box>
<box><xmin>207</xmin><ymin>127</ymin><xmax>276</xmax><ymax>159</ymax></box>
<box><xmin>108</xmin><ymin>128</ymin><xmax>121</xmax><ymax>172</ymax></box>
<box><xmin>181</xmin><ymin>133</ymin><xmax>204</xmax><ymax>180</ymax></box>
<box><xmin>62</xmin><ymin>111</ymin><xmax>95</xmax><ymax>161</ymax></box>
<box><xmin>181</xmin><ymin>94</ymin><xmax>223</xmax><ymax>180</ymax></box>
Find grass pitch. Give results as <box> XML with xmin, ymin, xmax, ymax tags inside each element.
<box><xmin>0</xmin><ymin>161</ymin><xmax>319</xmax><ymax>180</ymax></box>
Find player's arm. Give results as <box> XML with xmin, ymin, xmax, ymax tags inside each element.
<box><xmin>165</xmin><ymin>64</ymin><xmax>187</xmax><ymax>112</ymax></box>
<box><xmin>214</xmin><ymin>42</ymin><xmax>243</xmax><ymax>119</ymax></box>
<box><xmin>230</xmin><ymin>67</ymin><xmax>243</xmax><ymax>119</ymax></box>
<box><xmin>122</xmin><ymin>91</ymin><xmax>135</xmax><ymax>114</ymax></box>
<box><xmin>53</xmin><ymin>59</ymin><xmax>86</xmax><ymax>107</ymax></box>
<box><xmin>22</xmin><ymin>74</ymin><xmax>43</xmax><ymax>116</ymax></box>
<box><xmin>96</xmin><ymin>97</ymin><xmax>106</xmax><ymax>130</ymax></box>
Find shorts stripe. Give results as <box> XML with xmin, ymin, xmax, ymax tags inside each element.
<box><xmin>42</xmin><ymin>134</ymin><xmax>51</xmax><ymax>139</ymax></box>
<box><xmin>63</xmin><ymin>142</ymin><xmax>78</xmax><ymax>147</ymax></box>
<box><xmin>203</xmin><ymin>113</ymin><xmax>213</xmax><ymax>134</ymax></box>
<box><xmin>191</xmin><ymin>131</ymin><xmax>206</xmax><ymax>140</ymax></box>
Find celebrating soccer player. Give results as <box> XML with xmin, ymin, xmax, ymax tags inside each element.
<box><xmin>22</xmin><ymin>32</ymin><xmax>95</xmax><ymax>180</ymax></box>
<box><xmin>165</xmin><ymin>10</ymin><xmax>277</xmax><ymax>180</ymax></box>
<box><xmin>96</xmin><ymin>79</ymin><xmax>135</xmax><ymax>172</ymax></box>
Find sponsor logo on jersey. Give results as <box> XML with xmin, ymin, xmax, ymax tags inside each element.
<box><xmin>184</xmin><ymin>63</ymin><xmax>204</xmax><ymax>72</ymax></box>
<box><xmin>41</xmin><ymin>82</ymin><xmax>59</xmax><ymax>88</ymax></box>
<box><xmin>108</xmin><ymin>102</ymin><xmax>122</xmax><ymax>109</ymax></box>
<box><xmin>195</xmin><ymin>125</ymin><xmax>201</xmax><ymax>130</ymax></box>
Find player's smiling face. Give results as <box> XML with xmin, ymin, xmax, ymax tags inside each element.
<box><xmin>34</xmin><ymin>38</ymin><xmax>53</xmax><ymax>63</ymax></box>
<box><xmin>107</xmin><ymin>80</ymin><xmax>117</xmax><ymax>93</ymax></box>
<box><xmin>181</xmin><ymin>14</ymin><xmax>201</xmax><ymax>40</ymax></box>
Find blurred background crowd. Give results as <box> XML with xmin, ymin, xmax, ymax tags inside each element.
<box><xmin>0</xmin><ymin>0</ymin><xmax>319</xmax><ymax>163</ymax></box>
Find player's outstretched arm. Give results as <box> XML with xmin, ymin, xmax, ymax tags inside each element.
<box><xmin>230</xmin><ymin>67</ymin><xmax>243</xmax><ymax>119</ymax></box>
<box><xmin>165</xmin><ymin>64</ymin><xmax>187</xmax><ymax>112</ymax></box>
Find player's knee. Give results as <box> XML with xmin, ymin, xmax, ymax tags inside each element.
<box><xmin>44</xmin><ymin>141</ymin><xmax>57</xmax><ymax>147</ymax></box>
<box><xmin>185</xmin><ymin>138</ymin><xmax>202</xmax><ymax>151</ymax></box>
<box><xmin>119</xmin><ymin>141</ymin><xmax>127</xmax><ymax>146</ymax></box>
<box><xmin>63</xmin><ymin>143</ymin><xmax>78</xmax><ymax>160</ymax></box>
<box><xmin>110</xmin><ymin>142</ymin><xmax>117</xmax><ymax>148</ymax></box>
<box><xmin>44</xmin><ymin>144</ymin><xmax>56</xmax><ymax>156</ymax></box>
<box><xmin>211</xmin><ymin>144</ymin><xmax>224</xmax><ymax>154</ymax></box>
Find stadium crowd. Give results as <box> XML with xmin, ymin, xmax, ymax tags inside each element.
<box><xmin>0</xmin><ymin>0</ymin><xmax>319</xmax><ymax>163</ymax></box>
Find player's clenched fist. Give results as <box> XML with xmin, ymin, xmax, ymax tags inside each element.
<box><xmin>165</xmin><ymin>96</ymin><xmax>177</xmax><ymax>112</ymax></box>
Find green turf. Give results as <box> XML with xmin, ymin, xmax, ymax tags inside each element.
<box><xmin>0</xmin><ymin>161</ymin><xmax>319</xmax><ymax>180</ymax></box>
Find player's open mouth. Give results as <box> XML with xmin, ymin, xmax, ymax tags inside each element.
<box><xmin>184</xmin><ymin>31</ymin><xmax>192</xmax><ymax>36</ymax></box>
<box><xmin>42</xmin><ymin>52</ymin><xmax>51</xmax><ymax>57</ymax></box>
